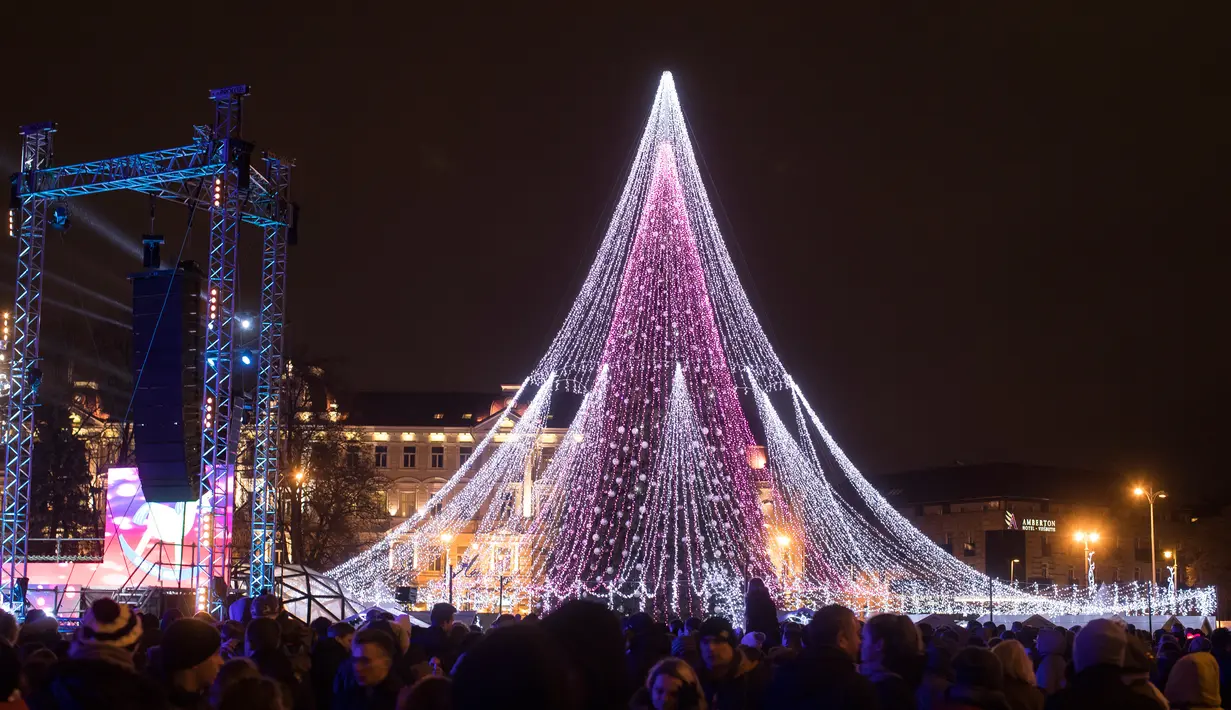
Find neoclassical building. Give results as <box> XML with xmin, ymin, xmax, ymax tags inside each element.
<box><xmin>340</xmin><ymin>386</ymin><xmax>572</xmax><ymax>587</ymax></box>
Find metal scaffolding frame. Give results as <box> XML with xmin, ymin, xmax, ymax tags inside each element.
<box><xmin>1</xmin><ymin>86</ymin><xmax>293</xmax><ymax>617</ymax></box>
<box><xmin>1</xmin><ymin>124</ymin><xmax>54</xmax><ymax>616</ymax></box>
<box><xmin>249</xmin><ymin>153</ymin><xmax>291</xmax><ymax>596</ymax></box>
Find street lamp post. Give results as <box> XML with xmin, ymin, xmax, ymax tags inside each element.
<box><xmin>1164</xmin><ymin>550</ymin><xmax>1177</xmax><ymax>610</ymax></box>
<box><xmin>1133</xmin><ymin>485</ymin><xmax>1167</xmax><ymax>634</ymax></box>
<box><xmin>1010</xmin><ymin>558</ymin><xmax>1020</xmax><ymax>584</ymax></box>
<box><xmin>498</xmin><ymin>575</ymin><xmax>510</xmax><ymax>616</ymax></box>
<box><xmin>441</xmin><ymin>533</ymin><xmax>454</xmax><ymax>607</ymax></box>
<box><xmin>1073</xmin><ymin>531</ymin><xmax>1100</xmax><ymax>587</ymax></box>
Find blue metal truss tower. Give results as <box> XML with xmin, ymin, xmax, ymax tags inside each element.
<box><xmin>1</xmin><ymin>124</ymin><xmax>54</xmax><ymax>616</ymax></box>
<box><xmin>1</xmin><ymin>86</ymin><xmax>293</xmax><ymax>618</ymax></box>
<box><xmin>249</xmin><ymin>153</ymin><xmax>291</xmax><ymax>597</ymax></box>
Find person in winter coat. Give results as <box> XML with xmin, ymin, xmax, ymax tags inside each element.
<box><xmin>743</xmin><ymin>579</ymin><xmax>779</xmax><ymax>651</ymax></box>
<box><xmin>917</xmin><ymin>641</ymin><xmax>955</xmax><ymax>710</ymax></box>
<box><xmin>1033</xmin><ymin>628</ymin><xmax>1067</xmax><ymax>696</ymax></box>
<box><xmin>1211</xmin><ymin>628</ymin><xmax>1231</xmax><ymax>710</ymax></box>
<box><xmin>861</xmin><ymin>613</ymin><xmax>922</xmax><ymax>710</ymax></box>
<box><xmin>766</xmin><ymin>604</ymin><xmax>879</xmax><ymax>710</ymax></box>
<box><xmin>1165</xmin><ymin>651</ymin><xmax>1222</xmax><ymax>710</ymax></box>
<box><xmin>1156</xmin><ymin>638</ymin><xmax>1185</xmax><ymax>693</ymax></box>
<box><xmin>629</xmin><ymin>658</ymin><xmax>708</xmax><ymax>710</ymax></box>
<box><xmin>697</xmin><ymin>617</ymin><xmax>772</xmax><ymax>710</ymax></box>
<box><xmin>625</xmin><ymin>612</ymin><xmax>672</xmax><ymax>699</ymax></box>
<box><xmin>941</xmin><ymin>647</ymin><xmax>1011</xmax><ymax>710</ymax></box>
<box><xmin>335</xmin><ymin>629</ymin><xmax>404</xmax><ymax>710</ymax></box>
<box><xmin>1122</xmin><ymin>635</ymin><xmax>1169</xmax><ymax>709</ymax></box>
<box><xmin>990</xmin><ymin>640</ymin><xmax>1043</xmax><ymax>710</ymax></box>
<box><xmin>313</xmin><ymin>623</ymin><xmax>354</xmax><ymax>710</ymax></box>
<box><xmin>1042</xmin><ymin>619</ymin><xmax>1161</xmax><ymax>710</ymax></box>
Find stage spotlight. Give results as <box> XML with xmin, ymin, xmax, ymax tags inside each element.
<box><xmin>50</xmin><ymin>203</ymin><xmax>71</xmax><ymax>231</ymax></box>
<box><xmin>239</xmin><ymin>316</ymin><xmax>252</xmax><ymax>330</ymax></box>
<box><xmin>239</xmin><ymin>351</ymin><xmax>253</xmax><ymax>366</ymax></box>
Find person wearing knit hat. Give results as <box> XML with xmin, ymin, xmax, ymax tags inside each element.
<box><xmin>70</xmin><ymin>597</ymin><xmax>143</xmax><ymax>670</ymax></box>
<box><xmin>697</xmin><ymin>616</ymin><xmax>772</xmax><ymax>709</ymax></box>
<box><xmin>160</xmin><ymin>617</ymin><xmax>223</xmax><ymax>709</ymax></box>
<box><xmin>1042</xmin><ymin>619</ymin><xmax>1159</xmax><ymax>710</ymax></box>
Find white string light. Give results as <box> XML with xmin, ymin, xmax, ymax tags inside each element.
<box><xmin>324</xmin><ymin>73</ymin><xmax>1214</xmax><ymax>619</ymax></box>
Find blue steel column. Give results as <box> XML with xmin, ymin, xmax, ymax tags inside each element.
<box><xmin>250</xmin><ymin>154</ymin><xmax>290</xmax><ymax>595</ymax></box>
<box><xmin>1</xmin><ymin>123</ymin><xmax>54</xmax><ymax>617</ymax></box>
<box><xmin>198</xmin><ymin>88</ymin><xmax>246</xmax><ymax>616</ymax></box>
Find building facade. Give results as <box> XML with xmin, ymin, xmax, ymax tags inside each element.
<box><xmin>869</xmin><ymin>463</ymin><xmax>1223</xmax><ymax>597</ymax></box>
<box><xmin>340</xmin><ymin>386</ymin><xmax>571</xmax><ymax>591</ymax></box>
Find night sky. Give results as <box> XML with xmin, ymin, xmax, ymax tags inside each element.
<box><xmin>3</xmin><ymin>5</ymin><xmax>1227</xmax><ymax>494</ymax></box>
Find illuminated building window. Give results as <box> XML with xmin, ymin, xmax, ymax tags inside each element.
<box><xmin>428</xmin><ymin>553</ymin><xmax>444</xmax><ymax>572</ymax></box>
<box><xmin>462</xmin><ymin>413</ymin><xmax>473</xmax><ymax>420</ymax></box>
<box><xmin>402</xmin><ymin>446</ymin><xmax>416</xmax><ymax>468</ymax></box>
<box><xmin>431</xmin><ymin>446</ymin><xmax>445</xmax><ymax>468</ymax></box>
<box><xmin>346</xmin><ymin>446</ymin><xmax>359</xmax><ymax>468</ymax></box>
<box><xmin>459</xmin><ymin>446</ymin><xmax>473</xmax><ymax>466</ymax></box>
<box><xmin>398</xmin><ymin>491</ymin><xmax>414</xmax><ymax>517</ymax></box>
<box><xmin>433</xmin><ymin>413</ymin><xmax>444</xmax><ymax>420</ymax></box>
<box><xmin>374</xmin><ymin>445</ymin><xmax>388</xmax><ymax>468</ymax></box>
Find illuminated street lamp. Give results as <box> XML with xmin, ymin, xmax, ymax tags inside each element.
<box><xmin>1133</xmin><ymin>483</ymin><xmax>1167</xmax><ymax>633</ymax></box>
<box><xmin>775</xmin><ymin>534</ymin><xmax>791</xmax><ymax>580</ymax></box>
<box><xmin>1074</xmin><ymin>531</ymin><xmax>1099</xmax><ymax>587</ymax></box>
<box><xmin>1010</xmin><ymin>558</ymin><xmax>1020</xmax><ymax>583</ymax></box>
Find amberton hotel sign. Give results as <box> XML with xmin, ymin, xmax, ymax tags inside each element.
<box><xmin>1005</xmin><ymin>511</ymin><xmax>1056</xmax><ymax>532</ymax></box>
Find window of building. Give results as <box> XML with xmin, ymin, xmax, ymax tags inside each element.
<box><xmin>398</xmin><ymin>491</ymin><xmax>415</xmax><ymax>517</ymax></box>
<box><xmin>402</xmin><ymin>446</ymin><xmax>416</xmax><ymax>468</ymax></box>
<box><xmin>1041</xmin><ymin>562</ymin><xmax>1049</xmax><ymax>579</ymax></box>
<box><xmin>962</xmin><ymin>540</ymin><xmax>976</xmax><ymax>557</ymax></box>
<box><xmin>346</xmin><ymin>446</ymin><xmax>359</xmax><ymax>467</ymax></box>
<box><xmin>428</xmin><ymin>553</ymin><xmax>444</xmax><ymax>572</ymax></box>
<box><xmin>1041</xmin><ymin>535</ymin><xmax>1052</xmax><ymax>557</ymax></box>
<box><xmin>374</xmin><ymin>445</ymin><xmax>388</xmax><ymax>468</ymax></box>
<box><xmin>433</xmin><ymin>413</ymin><xmax>444</xmax><ymax>420</ymax></box>
<box><xmin>431</xmin><ymin>446</ymin><xmax>445</xmax><ymax>468</ymax></box>
<box><xmin>462</xmin><ymin>413</ymin><xmax>473</xmax><ymax>420</ymax></box>
<box><xmin>459</xmin><ymin>446</ymin><xmax>473</xmax><ymax>466</ymax></box>
<box><xmin>1134</xmin><ymin>567</ymin><xmax>1141</xmax><ymax>581</ymax></box>
<box><xmin>1068</xmin><ymin>566</ymin><xmax>1076</xmax><ymax>584</ymax></box>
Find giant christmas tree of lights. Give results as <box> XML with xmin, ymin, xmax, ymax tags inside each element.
<box><xmin>328</xmin><ymin>73</ymin><xmax>1213</xmax><ymax>619</ymax></box>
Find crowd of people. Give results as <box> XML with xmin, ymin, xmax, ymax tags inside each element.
<box><xmin>0</xmin><ymin>579</ymin><xmax>1227</xmax><ymax>710</ymax></box>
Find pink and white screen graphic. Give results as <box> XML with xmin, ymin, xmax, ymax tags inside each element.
<box><xmin>26</xmin><ymin>466</ymin><xmax>235</xmax><ymax>595</ymax></box>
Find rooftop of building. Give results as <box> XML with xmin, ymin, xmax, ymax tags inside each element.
<box><xmin>342</xmin><ymin>386</ymin><xmax>586</xmax><ymax>429</ymax></box>
<box><xmin>865</xmin><ymin>462</ymin><xmax>1129</xmax><ymax>507</ymax></box>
